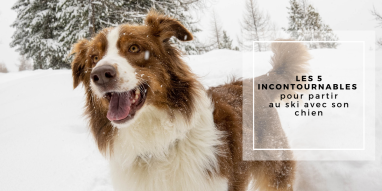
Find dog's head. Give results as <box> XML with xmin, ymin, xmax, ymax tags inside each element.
<box><xmin>71</xmin><ymin>10</ymin><xmax>198</xmax><ymax>133</ymax></box>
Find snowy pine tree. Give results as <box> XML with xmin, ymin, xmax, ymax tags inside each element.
<box><xmin>284</xmin><ymin>0</ymin><xmax>305</xmax><ymax>41</ymax></box>
<box><xmin>221</xmin><ymin>31</ymin><xmax>238</xmax><ymax>50</ymax></box>
<box><xmin>221</xmin><ymin>31</ymin><xmax>233</xmax><ymax>50</ymax></box>
<box><xmin>284</xmin><ymin>0</ymin><xmax>339</xmax><ymax>49</ymax></box>
<box><xmin>238</xmin><ymin>0</ymin><xmax>278</xmax><ymax>51</ymax></box>
<box><xmin>11</xmin><ymin>0</ymin><xmax>68</xmax><ymax>69</ymax></box>
<box><xmin>11</xmin><ymin>0</ymin><xmax>207</xmax><ymax>70</ymax></box>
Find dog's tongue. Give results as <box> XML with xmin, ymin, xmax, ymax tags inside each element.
<box><xmin>107</xmin><ymin>92</ymin><xmax>132</xmax><ymax>121</ymax></box>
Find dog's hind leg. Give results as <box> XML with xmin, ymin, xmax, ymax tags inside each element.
<box><xmin>249</xmin><ymin>160</ymin><xmax>295</xmax><ymax>191</ymax></box>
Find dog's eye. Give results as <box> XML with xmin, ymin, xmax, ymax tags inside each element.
<box><xmin>129</xmin><ymin>45</ymin><xmax>140</xmax><ymax>53</ymax></box>
<box><xmin>93</xmin><ymin>56</ymin><xmax>99</xmax><ymax>63</ymax></box>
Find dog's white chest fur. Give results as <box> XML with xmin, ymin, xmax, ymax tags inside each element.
<box><xmin>109</xmin><ymin>92</ymin><xmax>228</xmax><ymax>191</ymax></box>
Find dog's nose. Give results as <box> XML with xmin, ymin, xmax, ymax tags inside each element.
<box><xmin>91</xmin><ymin>65</ymin><xmax>116</xmax><ymax>86</ymax></box>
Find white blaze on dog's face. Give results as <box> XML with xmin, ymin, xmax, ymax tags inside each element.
<box><xmin>71</xmin><ymin>12</ymin><xmax>194</xmax><ymax>129</ymax></box>
<box><xmin>91</xmin><ymin>26</ymin><xmax>139</xmax><ymax>97</ymax></box>
<box><xmin>89</xmin><ymin>26</ymin><xmax>143</xmax><ymax>128</ymax></box>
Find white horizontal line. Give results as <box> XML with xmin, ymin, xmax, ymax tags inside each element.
<box><xmin>253</xmin><ymin>149</ymin><xmax>365</xmax><ymax>151</ymax></box>
<box><xmin>252</xmin><ymin>41</ymin><xmax>364</xmax><ymax>43</ymax></box>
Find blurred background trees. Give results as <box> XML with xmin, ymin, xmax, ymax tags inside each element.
<box><xmin>371</xmin><ymin>6</ymin><xmax>382</xmax><ymax>46</ymax></box>
<box><xmin>284</xmin><ymin>0</ymin><xmax>339</xmax><ymax>49</ymax></box>
<box><xmin>208</xmin><ymin>10</ymin><xmax>238</xmax><ymax>51</ymax></box>
<box><xmin>10</xmin><ymin>0</ymin><xmax>369</xmax><ymax>70</ymax></box>
<box><xmin>17</xmin><ymin>55</ymin><xmax>33</xmax><ymax>71</ymax></box>
<box><xmin>238</xmin><ymin>0</ymin><xmax>278</xmax><ymax>51</ymax></box>
<box><xmin>0</xmin><ymin>62</ymin><xmax>9</xmax><ymax>73</ymax></box>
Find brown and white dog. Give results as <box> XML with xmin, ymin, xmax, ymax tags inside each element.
<box><xmin>71</xmin><ymin>10</ymin><xmax>310</xmax><ymax>191</ymax></box>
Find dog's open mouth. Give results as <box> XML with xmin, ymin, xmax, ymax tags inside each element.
<box><xmin>103</xmin><ymin>84</ymin><xmax>148</xmax><ymax>124</ymax></box>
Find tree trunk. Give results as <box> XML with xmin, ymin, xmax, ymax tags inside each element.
<box><xmin>249</xmin><ymin>0</ymin><xmax>261</xmax><ymax>52</ymax></box>
<box><xmin>88</xmin><ymin>0</ymin><xmax>95</xmax><ymax>37</ymax></box>
<box><xmin>38</xmin><ymin>53</ymin><xmax>42</xmax><ymax>69</ymax></box>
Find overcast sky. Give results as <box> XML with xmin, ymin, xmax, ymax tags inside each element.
<box><xmin>0</xmin><ymin>0</ymin><xmax>381</xmax><ymax>72</ymax></box>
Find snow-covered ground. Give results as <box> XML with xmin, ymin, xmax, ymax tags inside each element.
<box><xmin>0</xmin><ymin>48</ymin><xmax>381</xmax><ymax>190</ymax></box>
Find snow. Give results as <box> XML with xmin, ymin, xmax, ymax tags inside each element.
<box><xmin>144</xmin><ymin>50</ymin><xmax>150</xmax><ymax>60</ymax></box>
<box><xmin>0</xmin><ymin>48</ymin><xmax>381</xmax><ymax>190</ymax></box>
<box><xmin>0</xmin><ymin>70</ymin><xmax>113</xmax><ymax>191</ymax></box>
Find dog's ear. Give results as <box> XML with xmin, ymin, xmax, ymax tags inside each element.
<box><xmin>145</xmin><ymin>10</ymin><xmax>193</xmax><ymax>42</ymax></box>
<box><xmin>70</xmin><ymin>39</ymin><xmax>89</xmax><ymax>89</ymax></box>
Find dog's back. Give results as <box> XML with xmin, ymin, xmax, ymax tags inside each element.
<box><xmin>208</xmin><ymin>40</ymin><xmax>310</xmax><ymax>191</ymax></box>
